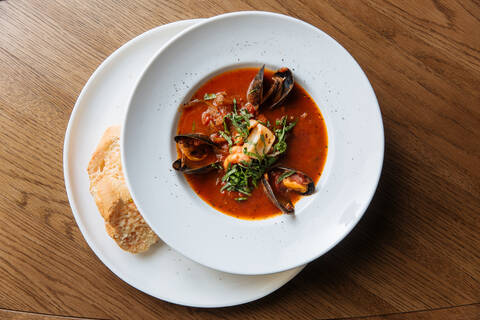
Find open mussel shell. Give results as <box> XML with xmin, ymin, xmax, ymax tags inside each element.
<box><xmin>262</xmin><ymin>172</ymin><xmax>295</xmax><ymax>214</ymax></box>
<box><xmin>174</xmin><ymin>133</ymin><xmax>218</xmax><ymax>146</ymax></box>
<box><xmin>275</xmin><ymin>166</ymin><xmax>315</xmax><ymax>195</ymax></box>
<box><xmin>172</xmin><ymin>158</ymin><xmax>220</xmax><ymax>174</ymax></box>
<box><xmin>246</xmin><ymin>65</ymin><xmax>265</xmax><ymax>108</ymax></box>
<box><xmin>172</xmin><ymin>133</ymin><xmax>220</xmax><ymax>174</ymax></box>
<box><xmin>261</xmin><ymin>166</ymin><xmax>315</xmax><ymax>214</ymax></box>
<box><xmin>263</xmin><ymin>67</ymin><xmax>294</xmax><ymax>110</ymax></box>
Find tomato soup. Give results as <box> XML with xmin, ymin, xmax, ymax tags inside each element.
<box><xmin>176</xmin><ymin>67</ymin><xmax>328</xmax><ymax>220</ymax></box>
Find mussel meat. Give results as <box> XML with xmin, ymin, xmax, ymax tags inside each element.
<box><xmin>172</xmin><ymin>134</ymin><xmax>220</xmax><ymax>174</ymax></box>
<box><xmin>261</xmin><ymin>166</ymin><xmax>315</xmax><ymax>214</ymax></box>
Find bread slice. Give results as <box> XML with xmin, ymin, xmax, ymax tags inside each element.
<box><xmin>87</xmin><ymin>126</ymin><xmax>159</xmax><ymax>253</ymax></box>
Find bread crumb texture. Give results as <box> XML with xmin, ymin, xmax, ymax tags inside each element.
<box><xmin>87</xmin><ymin>126</ymin><xmax>159</xmax><ymax>253</ymax></box>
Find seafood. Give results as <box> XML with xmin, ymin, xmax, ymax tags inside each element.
<box><xmin>246</xmin><ymin>65</ymin><xmax>265</xmax><ymax>110</ymax></box>
<box><xmin>263</xmin><ymin>67</ymin><xmax>294</xmax><ymax>109</ymax></box>
<box><xmin>223</xmin><ymin>146</ymin><xmax>251</xmax><ymax>170</ymax></box>
<box><xmin>261</xmin><ymin>166</ymin><xmax>315</xmax><ymax>214</ymax></box>
<box><xmin>173</xmin><ymin>66</ymin><xmax>327</xmax><ymax>219</ymax></box>
<box><xmin>243</xmin><ymin>122</ymin><xmax>275</xmax><ymax>156</ymax></box>
<box><xmin>172</xmin><ymin>134</ymin><xmax>220</xmax><ymax>174</ymax></box>
<box><xmin>246</xmin><ymin>65</ymin><xmax>294</xmax><ymax>112</ymax></box>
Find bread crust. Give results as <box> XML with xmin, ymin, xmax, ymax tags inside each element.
<box><xmin>87</xmin><ymin>126</ymin><xmax>159</xmax><ymax>253</ymax></box>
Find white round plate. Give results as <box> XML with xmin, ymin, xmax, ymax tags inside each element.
<box><xmin>63</xmin><ymin>19</ymin><xmax>304</xmax><ymax>308</ymax></box>
<box><xmin>123</xmin><ymin>12</ymin><xmax>384</xmax><ymax>275</ymax></box>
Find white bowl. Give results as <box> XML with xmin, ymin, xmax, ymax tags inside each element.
<box><xmin>122</xmin><ymin>11</ymin><xmax>384</xmax><ymax>275</ymax></box>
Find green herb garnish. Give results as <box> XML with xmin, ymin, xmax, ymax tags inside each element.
<box><xmin>260</xmin><ymin>134</ymin><xmax>267</xmax><ymax>154</ymax></box>
<box><xmin>221</xmin><ymin>153</ymin><xmax>277</xmax><ymax>198</ymax></box>
<box><xmin>204</xmin><ymin>93</ymin><xmax>216</xmax><ymax>100</ymax></box>
<box><xmin>218</xmin><ymin>112</ymin><xmax>297</xmax><ymax>200</ymax></box>
<box><xmin>219</xmin><ymin>130</ymin><xmax>233</xmax><ymax>146</ymax></box>
<box><xmin>272</xmin><ymin>116</ymin><xmax>297</xmax><ymax>156</ymax></box>
<box><xmin>225</xmin><ymin>105</ymin><xmax>252</xmax><ymax>143</ymax></box>
<box><xmin>223</xmin><ymin>115</ymin><xmax>230</xmax><ymax>134</ymax></box>
<box><xmin>210</xmin><ymin>162</ymin><xmax>222</xmax><ymax>170</ymax></box>
<box><xmin>257</xmin><ymin>120</ymin><xmax>271</xmax><ymax>128</ymax></box>
<box><xmin>277</xmin><ymin>170</ymin><xmax>296</xmax><ymax>183</ymax></box>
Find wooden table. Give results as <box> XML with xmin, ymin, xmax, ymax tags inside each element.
<box><xmin>1</xmin><ymin>1</ymin><xmax>479</xmax><ymax>319</ymax></box>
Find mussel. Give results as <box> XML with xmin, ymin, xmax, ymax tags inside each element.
<box><xmin>246</xmin><ymin>65</ymin><xmax>294</xmax><ymax>111</ymax></box>
<box><xmin>246</xmin><ymin>65</ymin><xmax>265</xmax><ymax>109</ymax></box>
<box><xmin>172</xmin><ymin>134</ymin><xmax>220</xmax><ymax>174</ymax></box>
<box><xmin>263</xmin><ymin>68</ymin><xmax>294</xmax><ymax>109</ymax></box>
<box><xmin>261</xmin><ymin>166</ymin><xmax>315</xmax><ymax>214</ymax></box>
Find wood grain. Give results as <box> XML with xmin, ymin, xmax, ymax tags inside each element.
<box><xmin>0</xmin><ymin>0</ymin><xmax>479</xmax><ymax>319</ymax></box>
<box><xmin>1</xmin><ymin>304</ymin><xmax>479</xmax><ymax>320</ymax></box>
<box><xmin>0</xmin><ymin>308</ymin><xmax>102</xmax><ymax>320</ymax></box>
<box><xmin>342</xmin><ymin>303</ymin><xmax>480</xmax><ymax>319</ymax></box>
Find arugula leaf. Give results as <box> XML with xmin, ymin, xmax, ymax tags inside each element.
<box><xmin>204</xmin><ymin>93</ymin><xmax>216</xmax><ymax>100</ymax></box>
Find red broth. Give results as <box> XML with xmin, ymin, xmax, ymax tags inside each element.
<box><xmin>177</xmin><ymin>68</ymin><xmax>328</xmax><ymax>220</ymax></box>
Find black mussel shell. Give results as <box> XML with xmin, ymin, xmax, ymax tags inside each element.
<box><xmin>261</xmin><ymin>172</ymin><xmax>294</xmax><ymax>214</ymax></box>
<box><xmin>261</xmin><ymin>166</ymin><xmax>316</xmax><ymax>214</ymax></box>
<box><xmin>246</xmin><ymin>65</ymin><xmax>265</xmax><ymax>108</ymax></box>
<box><xmin>172</xmin><ymin>158</ymin><xmax>220</xmax><ymax>174</ymax></box>
<box><xmin>273</xmin><ymin>166</ymin><xmax>315</xmax><ymax>195</ymax></box>
<box><xmin>174</xmin><ymin>133</ymin><xmax>218</xmax><ymax>147</ymax></box>
<box><xmin>172</xmin><ymin>133</ymin><xmax>219</xmax><ymax>174</ymax></box>
<box><xmin>264</xmin><ymin>67</ymin><xmax>294</xmax><ymax>110</ymax></box>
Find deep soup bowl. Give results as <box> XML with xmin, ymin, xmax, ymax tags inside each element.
<box><xmin>122</xmin><ymin>11</ymin><xmax>384</xmax><ymax>275</ymax></box>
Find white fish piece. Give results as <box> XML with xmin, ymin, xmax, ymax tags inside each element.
<box><xmin>244</xmin><ymin>123</ymin><xmax>275</xmax><ymax>157</ymax></box>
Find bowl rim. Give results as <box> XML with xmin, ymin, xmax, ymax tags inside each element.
<box><xmin>121</xmin><ymin>10</ymin><xmax>384</xmax><ymax>275</ymax></box>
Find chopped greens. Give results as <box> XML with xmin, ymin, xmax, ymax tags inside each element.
<box><xmin>225</xmin><ymin>103</ymin><xmax>252</xmax><ymax>143</ymax></box>
<box><xmin>257</xmin><ymin>119</ymin><xmax>272</xmax><ymax>128</ymax></box>
<box><xmin>217</xmin><ymin>106</ymin><xmax>297</xmax><ymax>200</ymax></box>
<box><xmin>277</xmin><ymin>170</ymin><xmax>296</xmax><ymax>183</ymax></box>
<box><xmin>222</xmin><ymin>115</ymin><xmax>230</xmax><ymax>134</ymax></box>
<box><xmin>219</xmin><ymin>115</ymin><xmax>297</xmax><ymax>199</ymax></box>
<box><xmin>221</xmin><ymin>147</ymin><xmax>277</xmax><ymax>197</ymax></box>
<box><xmin>210</xmin><ymin>162</ymin><xmax>222</xmax><ymax>170</ymax></box>
<box><xmin>216</xmin><ymin>98</ymin><xmax>252</xmax><ymax>145</ymax></box>
<box><xmin>271</xmin><ymin>116</ymin><xmax>297</xmax><ymax>156</ymax></box>
<box><xmin>218</xmin><ymin>130</ymin><xmax>233</xmax><ymax>146</ymax></box>
<box><xmin>204</xmin><ymin>93</ymin><xmax>216</xmax><ymax>100</ymax></box>
<box><xmin>260</xmin><ymin>134</ymin><xmax>267</xmax><ymax>154</ymax></box>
